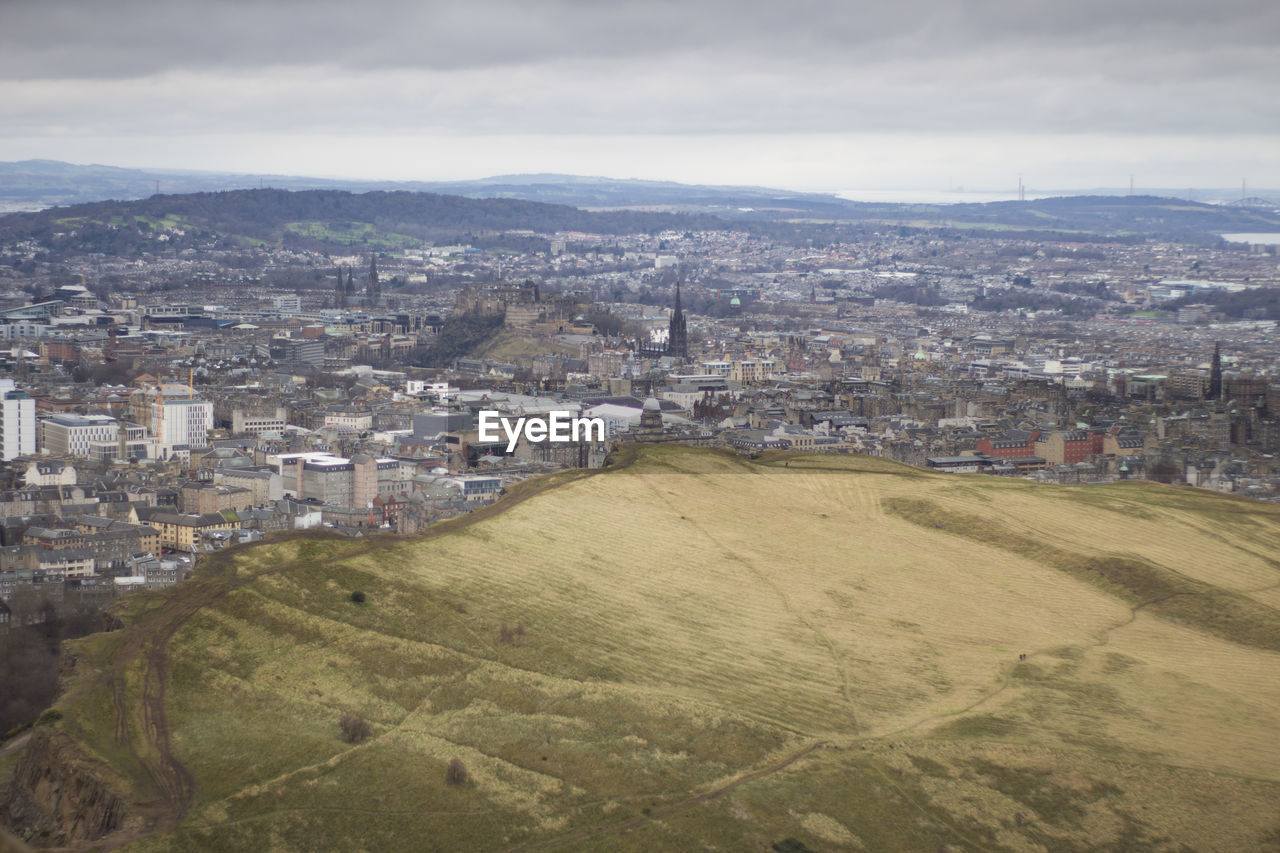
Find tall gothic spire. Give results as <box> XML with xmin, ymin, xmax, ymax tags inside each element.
<box><xmin>667</xmin><ymin>277</ymin><xmax>688</xmax><ymax>359</ymax></box>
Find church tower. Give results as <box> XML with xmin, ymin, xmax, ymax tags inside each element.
<box><xmin>667</xmin><ymin>279</ymin><xmax>688</xmax><ymax>359</ymax></box>
<box><xmin>367</xmin><ymin>254</ymin><xmax>380</xmax><ymax>304</ymax></box>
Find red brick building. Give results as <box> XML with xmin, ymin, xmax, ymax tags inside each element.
<box><xmin>976</xmin><ymin>430</ymin><xmax>1041</xmax><ymax>459</ymax></box>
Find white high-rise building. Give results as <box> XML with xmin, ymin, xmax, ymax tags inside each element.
<box><xmin>131</xmin><ymin>387</ymin><xmax>214</xmax><ymax>457</ymax></box>
<box><xmin>0</xmin><ymin>379</ymin><xmax>36</xmax><ymax>461</ymax></box>
<box><xmin>152</xmin><ymin>398</ymin><xmax>214</xmax><ymax>454</ymax></box>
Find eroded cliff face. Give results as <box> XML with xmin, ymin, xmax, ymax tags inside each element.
<box><xmin>3</xmin><ymin>728</ymin><xmax>134</xmax><ymax>848</ymax></box>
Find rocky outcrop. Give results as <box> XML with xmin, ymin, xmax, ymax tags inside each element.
<box><xmin>3</xmin><ymin>728</ymin><xmax>131</xmax><ymax>848</ymax></box>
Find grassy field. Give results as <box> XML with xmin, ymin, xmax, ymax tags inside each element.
<box><xmin>53</xmin><ymin>213</ymin><xmax>192</xmax><ymax>232</ymax></box>
<box><xmin>31</xmin><ymin>447</ymin><xmax>1280</xmax><ymax>851</ymax></box>
<box><xmin>283</xmin><ymin>221</ymin><xmax>421</xmax><ymax>249</ymax></box>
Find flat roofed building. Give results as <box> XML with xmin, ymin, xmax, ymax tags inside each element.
<box><xmin>232</xmin><ymin>407</ymin><xmax>289</xmax><ymax>436</ymax></box>
<box><xmin>39</xmin><ymin>413</ymin><xmax>117</xmax><ymax>458</ymax></box>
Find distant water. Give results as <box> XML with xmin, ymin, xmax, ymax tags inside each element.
<box><xmin>1220</xmin><ymin>233</ymin><xmax>1280</xmax><ymax>245</ymax></box>
<box><xmin>834</xmin><ymin>189</ymin><xmax>1051</xmax><ymax>205</ymax></box>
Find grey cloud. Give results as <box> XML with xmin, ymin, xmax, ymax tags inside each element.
<box><xmin>2</xmin><ymin>54</ymin><xmax>1272</xmax><ymax>139</ymax></box>
<box><xmin>1</xmin><ymin>0</ymin><xmax>1277</xmax><ymax>140</ymax></box>
<box><xmin>4</xmin><ymin>0</ymin><xmax>1278</xmax><ymax>77</ymax></box>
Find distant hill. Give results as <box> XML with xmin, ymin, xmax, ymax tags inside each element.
<box><xmin>411</xmin><ymin>172</ymin><xmax>856</xmax><ymax>214</ymax></box>
<box><xmin>869</xmin><ymin>193</ymin><xmax>1280</xmax><ymax>242</ymax></box>
<box><xmin>0</xmin><ymin>159</ymin><xmax>396</xmax><ymax>210</ymax></box>
<box><xmin>3</xmin><ymin>161</ymin><xmax>1280</xmax><ymax>247</ymax></box>
<box><xmin>0</xmin><ymin>187</ymin><xmax>728</xmax><ymax>256</ymax></box>
<box><xmin>7</xmin><ymin>446</ymin><xmax>1280</xmax><ymax>850</ymax></box>
<box><xmin>0</xmin><ymin>160</ymin><xmax>837</xmax><ymax>216</ymax></box>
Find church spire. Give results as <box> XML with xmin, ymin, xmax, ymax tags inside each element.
<box><xmin>667</xmin><ymin>277</ymin><xmax>688</xmax><ymax>359</ymax></box>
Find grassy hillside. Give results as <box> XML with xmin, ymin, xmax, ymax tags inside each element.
<box><xmin>471</xmin><ymin>330</ymin><xmax>579</xmax><ymax>362</ymax></box>
<box><xmin>19</xmin><ymin>447</ymin><xmax>1280</xmax><ymax>851</ymax></box>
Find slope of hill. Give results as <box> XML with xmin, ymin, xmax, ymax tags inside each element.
<box><xmin>5</xmin><ymin>447</ymin><xmax>1280</xmax><ymax>851</ymax></box>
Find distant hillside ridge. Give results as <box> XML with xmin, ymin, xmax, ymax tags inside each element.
<box><xmin>4</xmin><ymin>161</ymin><xmax>1280</xmax><ymax>242</ymax></box>
<box><xmin>0</xmin><ymin>187</ymin><xmax>728</xmax><ymax>254</ymax></box>
<box><xmin>0</xmin><ymin>160</ymin><xmax>835</xmax><ymax>211</ymax></box>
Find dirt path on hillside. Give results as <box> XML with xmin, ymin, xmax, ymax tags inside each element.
<box><xmin>0</xmin><ymin>733</ymin><xmax>31</xmax><ymax>761</ymax></box>
<box><xmin>873</xmin><ymin>589</ymin><xmax>1197</xmax><ymax>745</ymax></box>
<box><xmin>505</xmin><ymin>741</ymin><xmax>828</xmax><ymax>851</ymax></box>
<box><xmin>100</xmin><ymin>566</ymin><xmax>235</xmax><ymax>847</ymax></box>
<box><xmin>97</xmin><ymin>547</ymin><xmax>367</xmax><ymax>849</ymax></box>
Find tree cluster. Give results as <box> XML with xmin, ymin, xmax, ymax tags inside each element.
<box><xmin>1168</xmin><ymin>288</ymin><xmax>1280</xmax><ymax>322</ymax></box>
<box><xmin>338</xmin><ymin>711</ymin><xmax>372</xmax><ymax>743</ymax></box>
<box><xmin>1</xmin><ymin>589</ymin><xmax>104</xmax><ymax>735</ymax></box>
<box><xmin>414</xmin><ymin>312</ymin><xmax>505</xmax><ymax>366</ymax></box>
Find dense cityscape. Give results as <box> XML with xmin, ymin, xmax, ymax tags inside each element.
<box><xmin>0</xmin><ymin>206</ymin><xmax>1277</xmax><ymax>630</ymax></box>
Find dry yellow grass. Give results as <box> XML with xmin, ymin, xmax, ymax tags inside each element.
<box><xmin>34</xmin><ymin>446</ymin><xmax>1280</xmax><ymax>851</ymax></box>
<box><xmin>472</xmin><ymin>330</ymin><xmax>578</xmax><ymax>361</ymax></box>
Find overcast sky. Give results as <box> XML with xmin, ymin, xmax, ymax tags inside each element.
<box><xmin>2</xmin><ymin>0</ymin><xmax>1277</xmax><ymax>193</ymax></box>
